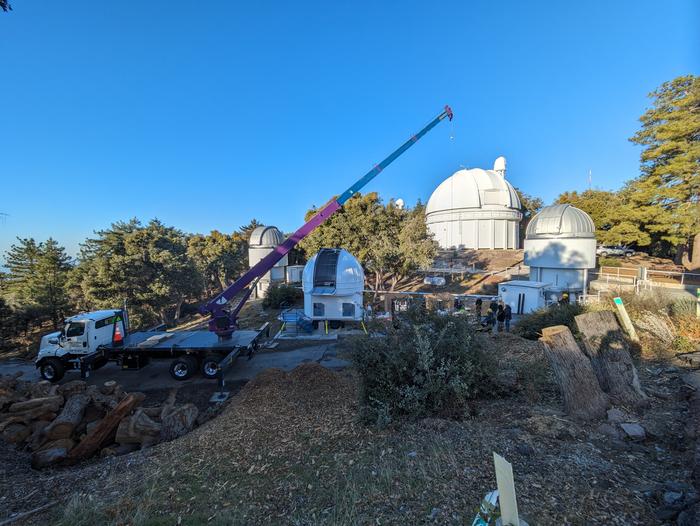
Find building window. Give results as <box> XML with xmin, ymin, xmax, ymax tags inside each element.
<box><xmin>342</xmin><ymin>303</ymin><xmax>355</xmax><ymax>317</ymax></box>
<box><xmin>313</xmin><ymin>303</ymin><xmax>325</xmax><ymax>317</ymax></box>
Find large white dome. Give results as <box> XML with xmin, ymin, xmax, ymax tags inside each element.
<box><xmin>426</xmin><ymin>167</ymin><xmax>521</xmax><ymax>215</ymax></box>
<box><xmin>425</xmin><ymin>158</ymin><xmax>522</xmax><ymax>250</ymax></box>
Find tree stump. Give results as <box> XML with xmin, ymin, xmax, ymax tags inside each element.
<box><xmin>575</xmin><ymin>311</ymin><xmax>648</xmax><ymax>409</ymax></box>
<box><xmin>540</xmin><ymin>325</ymin><xmax>609</xmax><ymax>421</ymax></box>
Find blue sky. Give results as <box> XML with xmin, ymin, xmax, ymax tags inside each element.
<box><xmin>1</xmin><ymin>1</ymin><xmax>698</xmax><ymax>257</ymax></box>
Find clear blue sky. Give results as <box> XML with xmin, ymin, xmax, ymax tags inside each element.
<box><xmin>1</xmin><ymin>0</ymin><xmax>698</xmax><ymax>257</ymax></box>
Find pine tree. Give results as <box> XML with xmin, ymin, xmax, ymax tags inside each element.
<box><xmin>32</xmin><ymin>238</ymin><xmax>72</xmax><ymax>326</ymax></box>
<box><xmin>629</xmin><ymin>75</ymin><xmax>700</xmax><ymax>267</ymax></box>
<box><xmin>4</xmin><ymin>237</ymin><xmax>41</xmax><ymax>305</ymax></box>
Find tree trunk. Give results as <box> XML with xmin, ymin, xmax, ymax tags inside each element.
<box><xmin>574</xmin><ymin>311</ymin><xmax>648</xmax><ymax>409</ymax></box>
<box><xmin>44</xmin><ymin>393</ymin><xmax>90</xmax><ymax>440</ymax></box>
<box><xmin>682</xmin><ymin>232</ymin><xmax>700</xmax><ymax>271</ymax></box>
<box><xmin>8</xmin><ymin>395</ymin><xmax>63</xmax><ymax>414</ymax></box>
<box><xmin>540</xmin><ymin>325</ymin><xmax>609</xmax><ymax>421</ymax></box>
<box><xmin>116</xmin><ymin>409</ymin><xmax>162</xmax><ymax>447</ymax></box>
<box><xmin>65</xmin><ymin>392</ymin><xmax>145</xmax><ymax>464</ymax></box>
<box><xmin>174</xmin><ymin>298</ymin><xmax>184</xmax><ymax>324</ymax></box>
<box><xmin>160</xmin><ymin>403</ymin><xmax>199</xmax><ymax>441</ymax></box>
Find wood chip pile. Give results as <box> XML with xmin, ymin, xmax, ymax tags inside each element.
<box><xmin>0</xmin><ymin>373</ymin><xmax>199</xmax><ymax>469</ymax></box>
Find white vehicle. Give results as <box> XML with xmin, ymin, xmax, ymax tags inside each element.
<box><xmin>36</xmin><ymin>309</ymin><xmax>125</xmax><ymax>382</ymax></box>
<box><xmin>35</xmin><ymin>308</ymin><xmax>267</xmax><ymax>383</ymax></box>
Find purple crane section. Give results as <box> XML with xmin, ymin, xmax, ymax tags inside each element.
<box><xmin>203</xmin><ymin>105</ymin><xmax>453</xmax><ymax>338</ymax></box>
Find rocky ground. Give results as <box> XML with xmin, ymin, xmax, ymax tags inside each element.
<box><xmin>0</xmin><ymin>331</ymin><xmax>697</xmax><ymax>526</ymax></box>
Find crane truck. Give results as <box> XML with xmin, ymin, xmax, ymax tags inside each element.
<box><xmin>35</xmin><ymin>106</ymin><xmax>454</xmax><ymax>383</ymax></box>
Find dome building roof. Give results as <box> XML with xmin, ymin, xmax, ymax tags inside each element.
<box><xmin>426</xmin><ymin>167</ymin><xmax>521</xmax><ymax>215</ymax></box>
<box><xmin>525</xmin><ymin>204</ymin><xmax>595</xmax><ymax>240</ymax></box>
<box><xmin>249</xmin><ymin>225</ymin><xmax>284</xmax><ymax>247</ymax></box>
<box><xmin>302</xmin><ymin>248</ymin><xmax>364</xmax><ymax>296</ymax></box>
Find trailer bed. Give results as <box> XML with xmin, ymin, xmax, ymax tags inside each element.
<box><xmin>106</xmin><ymin>329</ymin><xmax>262</xmax><ymax>354</ymax></box>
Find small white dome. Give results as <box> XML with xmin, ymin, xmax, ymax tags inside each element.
<box><xmin>249</xmin><ymin>225</ymin><xmax>284</xmax><ymax>247</ymax></box>
<box><xmin>526</xmin><ymin>204</ymin><xmax>595</xmax><ymax>239</ymax></box>
<box><xmin>493</xmin><ymin>156</ymin><xmax>507</xmax><ymax>174</ymax></box>
<box><xmin>302</xmin><ymin>248</ymin><xmax>364</xmax><ymax>296</ymax></box>
<box><xmin>395</xmin><ymin>198</ymin><xmax>405</xmax><ymax>209</ymax></box>
<box><xmin>426</xmin><ymin>167</ymin><xmax>521</xmax><ymax>215</ymax></box>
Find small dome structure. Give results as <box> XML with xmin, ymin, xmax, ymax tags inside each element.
<box><xmin>302</xmin><ymin>248</ymin><xmax>364</xmax><ymax>322</ymax></box>
<box><xmin>425</xmin><ymin>157</ymin><xmax>522</xmax><ymax>250</ymax></box>
<box><xmin>248</xmin><ymin>225</ymin><xmax>287</xmax><ymax>298</ymax></box>
<box><xmin>249</xmin><ymin>225</ymin><xmax>285</xmax><ymax>247</ymax></box>
<box><xmin>524</xmin><ymin>204</ymin><xmax>597</xmax><ymax>293</ymax></box>
<box><xmin>525</xmin><ymin>204</ymin><xmax>595</xmax><ymax>239</ymax></box>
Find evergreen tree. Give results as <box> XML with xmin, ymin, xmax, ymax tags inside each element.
<box><xmin>4</xmin><ymin>237</ymin><xmax>41</xmax><ymax>304</ymax></box>
<box><xmin>32</xmin><ymin>238</ymin><xmax>72</xmax><ymax>326</ymax></box>
<box><xmin>187</xmin><ymin>230</ymin><xmax>247</xmax><ymax>296</ymax></box>
<box><xmin>629</xmin><ymin>75</ymin><xmax>700</xmax><ymax>267</ymax></box>
<box><xmin>514</xmin><ymin>187</ymin><xmax>543</xmax><ymax>243</ymax></box>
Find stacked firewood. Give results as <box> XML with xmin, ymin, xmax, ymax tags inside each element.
<box><xmin>0</xmin><ymin>373</ymin><xmax>199</xmax><ymax>469</ymax></box>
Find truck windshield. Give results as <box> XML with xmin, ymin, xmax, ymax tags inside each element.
<box><xmin>65</xmin><ymin>322</ymin><xmax>85</xmax><ymax>338</ymax></box>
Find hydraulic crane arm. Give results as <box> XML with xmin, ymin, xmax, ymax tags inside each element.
<box><xmin>204</xmin><ymin>105</ymin><xmax>453</xmax><ymax>337</ymax></box>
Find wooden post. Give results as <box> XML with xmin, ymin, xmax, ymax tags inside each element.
<box><xmin>575</xmin><ymin>311</ymin><xmax>648</xmax><ymax>408</ymax></box>
<box><xmin>612</xmin><ymin>297</ymin><xmax>639</xmax><ymax>342</ymax></box>
<box><xmin>540</xmin><ymin>326</ymin><xmax>609</xmax><ymax>421</ymax></box>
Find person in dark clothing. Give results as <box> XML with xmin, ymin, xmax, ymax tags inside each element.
<box><xmin>489</xmin><ymin>299</ymin><xmax>498</xmax><ymax>315</ymax></box>
<box><xmin>496</xmin><ymin>305</ymin><xmax>505</xmax><ymax>332</ymax></box>
<box><xmin>504</xmin><ymin>304</ymin><xmax>512</xmax><ymax>332</ymax></box>
<box><xmin>475</xmin><ymin>298</ymin><xmax>482</xmax><ymax>319</ymax></box>
<box><xmin>483</xmin><ymin>308</ymin><xmax>495</xmax><ymax>331</ymax></box>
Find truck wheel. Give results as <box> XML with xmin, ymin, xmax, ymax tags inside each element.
<box><xmin>39</xmin><ymin>358</ymin><xmax>65</xmax><ymax>383</ymax></box>
<box><xmin>169</xmin><ymin>355</ymin><xmax>198</xmax><ymax>381</ymax></box>
<box><xmin>200</xmin><ymin>355</ymin><xmax>221</xmax><ymax>380</ymax></box>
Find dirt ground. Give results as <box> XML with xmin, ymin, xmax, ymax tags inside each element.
<box><xmin>1</xmin><ymin>331</ymin><xmax>697</xmax><ymax>526</ymax></box>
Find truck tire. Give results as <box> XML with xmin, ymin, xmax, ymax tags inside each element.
<box><xmin>169</xmin><ymin>355</ymin><xmax>198</xmax><ymax>381</ymax></box>
<box><xmin>200</xmin><ymin>354</ymin><xmax>221</xmax><ymax>380</ymax></box>
<box><xmin>39</xmin><ymin>358</ymin><xmax>65</xmax><ymax>383</ymax></box>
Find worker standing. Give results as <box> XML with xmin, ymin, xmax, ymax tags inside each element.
<box><xmin>475</xmin><ymin>298</ymin><xmax>482</xmax><ymax>320</ymax></box>
<box><xmin>496</xmin><ymin>304</ymin><xmax>505</xmax><ymax>332</ymax></box>
<box><xmin>504</xmin><ymin>304</ymin><xmax>512</xmax><ymax>332</ymax></box>
<box><xmin>489</xmin><ymin>299</ymin><xmax>498</xmax><ymax>317</ymax></box>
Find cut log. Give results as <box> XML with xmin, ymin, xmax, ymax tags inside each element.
<box><xmin>85</xmin><ymin>385</ymin><xmax>119</xmax><ymax>412</ymax></box>
<box><xmin>29</xmin><ymin>380</ymin><xmax>53</xmax><ymax>399</ymax></box>
<box><xmin>160</xmin><ymin>403</ymin><xmax>199</xmax><ymax>441</ymax></box>
<box><xmin>27</xmin><ymin>421</ymin><xmax>51</xmax><ymax>451</ymax></box>
<box><xmin>38</xmin><ymin>437</ymin><xmax>75</xmax><ymax>452</ymax></box>
<box><xmin>57</xmin><ymin>379</ymin><xmax>87</xmax><ymax>397</ymax></box>
<box><xmin>160</xmin><ymin>388</ymin><xmax>179</xmax><ymax>420</ymax></box>
<box><xmin>140</xmin><ymin>406</ymin><xmax>163</xmax><ymax>419</ymax></box>
<box><xmin>8</xmin><ymin>395</ymin><xmax>63</xmax><ymax>414</ymax></box>
<box><xmin>100</xmin><ymin>380</ymin><xmax>118</xmax><ymax>395</ymax></box>
<box><xmin>540</xmin><ymin>325</ymin><xmax>609</xmax><ymax>421</ymax></box>
<box><xmin>44</xmin><ymin>393</ymin><xmax>90</xmax><ymax>440</ymax></box>
<box><xmin>575</xmin><ymin>311</ymin><xmax>648</xmax><ymax>409</ymax></box>
<box><xmin>116</xmin><ymin>409</ymin><xmax>162</xmax><ymax>446</ymax></box>
<box><xmin>1</xmin><ymin>423</ymin><xmax>31</xmax><ymax>444</ymax></box>
<box><xmin>32</xmin><ymin>447</ymin><xmax>69</xmax><ymax>469</ymax></box>
<box><xmin>65</xmin><ymin>392</ymin><xmax>145</xmax><ymax>464</ymax></box>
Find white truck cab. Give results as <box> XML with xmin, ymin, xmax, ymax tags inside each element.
<box><xmin>36</xmin><ymin>309</ymin><xmax>127</xmax><ymax>382</ymax></box>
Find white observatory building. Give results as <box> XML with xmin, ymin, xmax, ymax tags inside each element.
<box><xmin>302</xmin><ymin>248</ymin><xmax>364</xmax><ymax>327</ymax></box>
<box><xmin>501</xmin><ymin>204</ymin><xmax>596</xmax><ymax>313</ymax></box>
<box><xmin>524</xmin><ymin>203</ymin><xmax>597</xmax><ymax>292</ymax></box>
<box><xmin>248</xmin><ymin>225</ymin><xmax>287</xmax><ymax>298</ymax></box>
<box><xmin>425</xmin><ymin>157</ymin><xmax>522</xmax><ymax>250</ymax></box>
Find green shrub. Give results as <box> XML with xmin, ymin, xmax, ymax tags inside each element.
<box><xmin>350</xmin><ymin>306</ymin><xmax>495</xmax><ymax>427</ymax></box>
<box><xmin>598</xmin><ymin>256</ymin><xmax>622</xmax><ymax>267</ymax></box>
<box><xmin>262</xmin><ymin>283</ymin><xmax>302</xmax><ymax>309</ymax></box>
<box><xmin>513</xmin><ymin>303</ymin><xmax>586</xmax><ymax>340</ymax></box>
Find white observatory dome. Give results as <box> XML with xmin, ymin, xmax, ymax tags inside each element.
<box><xmin>524</xmin><ymin>204</ymin><xmax>597</xmax><ymax>292</ymax></box>
<box><xmin>249</xmin><ymin>225</ymin><xmax>285</xmax><ymax>247</ymax></box>
<box><xmin>302</xmin><ymin>248</ymin><xmax>365</xmax><ymax>322</ymax></box>
<box><xmin>425</xmin><ymin>157</ymin><xmax>522</xmax><ymax>250</ymax></box>
<box><xmin>525</xmin><ymin>204</ymin><xmax>595</xmax><ymax>240</ymax></box>
<box><xmin>248</xmin><ymin>225</ymin><xmax>287</xmax><ymax>298</ymax></box>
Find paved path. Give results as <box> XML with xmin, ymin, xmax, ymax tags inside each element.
<box><xmin>0</xmin><ymin>344</ymin><xmax>350</xmax><ymax>392</ymax></box>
